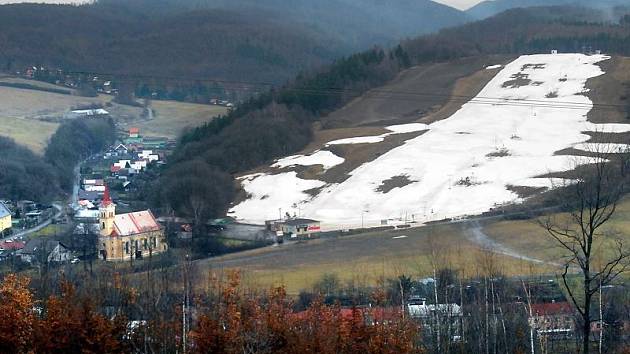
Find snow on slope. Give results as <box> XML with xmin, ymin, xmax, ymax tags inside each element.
<box><xmin>273</xmin><ymin>150</ymin><xmax>345</xmax><ymax>170</ymax></box>
<box><xmin>326</xmin><ymin>123</ymin><xmax>429</xmax><ymax>145</ymax></box>
<box><xmin>231</xmin><ymin>54</ymin><xmax>630</xmax><ymax>229</ymax></box>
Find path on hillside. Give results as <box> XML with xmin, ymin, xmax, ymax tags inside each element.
<box><xmin>462</xmin><ymin>220</ymin><xmax>557</xmax><ymax>265</ymax></box>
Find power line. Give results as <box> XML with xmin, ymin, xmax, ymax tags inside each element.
<box><xmin>60</xmin><ymin>69</ymin><xmax>630</xmax><ymax>112</ymax></box>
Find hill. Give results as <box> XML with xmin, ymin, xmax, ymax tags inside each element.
<box><xmin>156</xmin><ymin>5</ymin><xmax>630</xmax><ymax>222</ymax></box>
<box><xmin>0</xmin><ymin>0</ymin><xmax>469</xmax><ymax>84</ymax></box>
<box><xmin>467</xmin><ymin>0</ymin><xmax>629</xmax><ymax>20</ymax></box>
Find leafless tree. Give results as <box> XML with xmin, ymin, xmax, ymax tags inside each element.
<box><xmin>540</xmin><ymin>146</ymin><xmax>630</xmax><ymax>354</ymax></box>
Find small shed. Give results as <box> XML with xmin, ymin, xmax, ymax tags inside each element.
<box><xmin>281</xmin><ymin>218</ymin><xmax>321</xmax><ymax>238</ymax></box>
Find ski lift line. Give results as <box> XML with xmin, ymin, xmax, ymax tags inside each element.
<box><xmin>275</xmin><ymin>88</ymin><xmax>624</xmax><ymax>112</ymax></box>
<box><xmin>61</xmin><ymin>71</ymin><xmax>627</xmax><ymax>110</ymax></box>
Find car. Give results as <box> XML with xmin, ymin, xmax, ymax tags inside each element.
<box><xmin>71</xmin><ymin>258</ymin><xmax>80</xmax><ymax>264</ymax></box>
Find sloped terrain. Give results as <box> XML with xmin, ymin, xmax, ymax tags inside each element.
<box><xmin>230</xmin><ymin>54</ymin><xmax>630</xmax><ymax>230</ymax></box>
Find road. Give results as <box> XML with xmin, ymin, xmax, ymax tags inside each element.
<box><xmin>3</xmin><ymin>203</ymin><xmax>64</xmax><ymax>242</ymax></box>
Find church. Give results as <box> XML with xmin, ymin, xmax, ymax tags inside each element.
<box><xmin>98</xmin><ymin>188</ymin><xmax>168</xmax><ymax>261</ymax></box>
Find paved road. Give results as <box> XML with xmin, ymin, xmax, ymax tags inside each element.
<box><xmin>3</xmin><ymin>203</ymin><xmax>64</xmax><ymax>242</ymax></box>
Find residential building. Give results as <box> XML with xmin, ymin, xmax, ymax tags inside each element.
<box><xmin>98</xmin><ymin>188</ymin><xmax>168</xmax><ymax>261</ymax></box>
<box><xmin>0</xmin><ymin>202</ymin><xmax>12</xmax><ymax>234</ymax></box>
<box><xmin>21</xmin><ymin>239</ymin><xmax>72</xmax><ymax>264</ymax></box>
<box><xmin>407</xmin><ymin>296</ymin><xmax>463</xmax><ymax>342</ymax></box>
<box><xmin>528</xmin><ymin>302</ymin><xmax>575</xmax><ymax>339</ymax></box>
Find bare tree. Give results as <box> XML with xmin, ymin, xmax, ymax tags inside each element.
<box><xmin>540</xmin><ymin>147</ymin><xmax>630</xmax><ymax>354</ymax></box>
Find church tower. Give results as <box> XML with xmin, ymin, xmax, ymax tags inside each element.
<box><xmin>99</xmin><ymin>187</ymin><xmax>116</xmax><ymax>237</ymax></box>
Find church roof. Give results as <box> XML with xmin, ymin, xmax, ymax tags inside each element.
<box><xmin>112</xmin><ymin>210</ymin><xmax>161</xmax><ymax>237</ymax></box>
<box><xmin>101</xmin><ymin>186</ymin><xmax>113</xmax><ymax>207</ymax></box>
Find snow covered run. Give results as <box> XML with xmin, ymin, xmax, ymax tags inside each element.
<box><xmin>273</xmin><ymin>150</ymin><xmax>345</xmax><ymax>170</ymax></box>
<box><xmin>326</xmin><ymin>123</ymin><xmax>428</xmax><ymax>146</ymax></box>
<box><xmin>231</xmin><ymin>54</ymin><xmax>630</xmax><ymax>230</ymax></box>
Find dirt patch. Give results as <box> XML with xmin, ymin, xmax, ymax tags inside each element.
<box><xmin>322</xmin><ymin>55</ymin><xmax>514</xmax><ymax>129</ymax></box>
<box><xmin>586</xmin><ymin>56</ymin><xmax>630</xmax><ymax>124</ymax></box>
<box><xmin>456</xmin><ymin>176</ymin><xmax>484</xmax><ymax>187</ymax></box>
<box><xmin>583</xmin><ymin>131</ymin><xmax>630</xmax><ymax>144</ymax></box>
<box><xmin>545</xmin><ymin>90</ymin><xmax>559</xmax><ymax>98</ymax></box>
<box><xmin>319</xmin><ymin>130</ymin><xmax>426</xmax><ymax>184</ymax></box>
<box><xmin>486</xmin><ymin>148</ymin><xmax>511</xmax><ymax>158</ymax></box>
<box><xmin>375</xmin><ymin>175</ymin><xmax>417</xmax><ymax>193</ymax></box>
<box><xmin>521</xmin><ymin>63</ymin><xmax>546</xmax><ymax>70</ymax></box>
<box><xmin>506</xmin><ymin>185</ymin><xmax>547</xmax><ymax>199</ymax></box>
<box><xmin>501</xmin><ymin>73</ymin><xmax>531</xmax><ymax>88</ymax></box>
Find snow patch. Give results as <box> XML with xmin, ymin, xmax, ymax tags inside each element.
<box><xmin>230</xmin><ymin>172</ymin><xmax>325</xmax><ymax>222</ymax></box>
<box><xmin>326</xmin><ymin>123</ymin><xmax>428</xmax><ymax>146</ymax></box>
<box><xmin>486</xmin><ymin>65</ymin><xmax>502</xmax><ymax>70</ymax></box>
<box><xmin>273</xmin><ymin>150</ymin><xmax>345</xmax><ymax>170</ymax></box>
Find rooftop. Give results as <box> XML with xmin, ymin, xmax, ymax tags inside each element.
<box><xmin>112</xmin><ymin>210</ymin><xmax>161</xmax><ymax>237</ymax></box>
<box><xmin>0</xmin><ymin>202</ymin><xmax>10</xmax><ymax>219</ymax></box>
<box><xmin>283</xmin><ymin>218</ymin><xmax>320</xmax><ymax>226</ymax></box>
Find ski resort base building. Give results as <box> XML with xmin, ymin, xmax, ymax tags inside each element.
<box><xmin>98</xmin><ymin>189</ymin><xmax>168</xmax><ymax>261</ymax></box>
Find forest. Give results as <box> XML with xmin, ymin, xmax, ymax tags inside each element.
<box><xmin>154</xmin><ymin>4</ymin><xmax>630</xmax><ymax>220</ymax></box>
<box><xmin>45</xmin><ymin>118</ymin><xmax>116</xmax><ymax>192</ymax></box>
<box><xmin>0</xmin><ymin>0</ymin><xmax>467</xmax><ymax>85</ymax></box>
<box><xmin>0</xmin><ymin>118</ymin><xmax>115</xmax><ymax>203</ymax></box>
<box><xmin>0</xmin><ymin>137</ymin><xmax>60</xmax><ymax>202</ymax></box>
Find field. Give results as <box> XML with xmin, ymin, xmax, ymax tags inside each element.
<box><xmin>120</xmin><ymin>100</ymin><xmax>227</xmax><ymax>139</ymax></box>
<box><xmin>201</xmin><ymin>195</ymin><xmax>630</xmax><ymax>294</ymax></box>
<box><xmin>0</xmin><ymin>116</ymin><xmax>59</xmax><ymax>154</ymax></box>
<box><xmin>0</xmin><ymin>77</ymin><xmax>227</xmax><ymax>153</ymax></box>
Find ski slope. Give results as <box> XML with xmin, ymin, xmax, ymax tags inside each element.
<box><xmin>230</xmin><ymin>54</ymin><xmax>630</xmax><ymax>230</ymax></box>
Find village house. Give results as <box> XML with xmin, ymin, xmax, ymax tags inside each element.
<box><xmin>0</xmin><ymin>202</ymin><xmax>12</xmax><ymax>234</ymax></box>
<box><xmin>528</xmin><ymin>302</ymin><xmax>575</xmax><ymax>339</ymax></box>
<box><xmin>0</xmin><ymin>240</ymin><xmax>25</xmax><ymax>260</ymax></box>
<box><xmin>20</xmin><ymin>239</ymin><xmax>72</xmax><ymax>264</ymax></box>
<box><xmin>407</xmin><ymin>296</ymin><xmax>463</xmax><ymax>341</ymax></box>
<box><xmin>98</xmin><ymin>188</ymin><xmax>168</xmax><ymax>261</ymax></box>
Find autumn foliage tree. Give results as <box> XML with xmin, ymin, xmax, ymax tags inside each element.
<box><xmin>190</xmin><ymin>272</ymin><xmax>421</xmax><ymax>354</ymax></box>
<box><xmin>0</xmin><ymin>274</ymin><xmax>35</xmax><ymax>354</ymax></box>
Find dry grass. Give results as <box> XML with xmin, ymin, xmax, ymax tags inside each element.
<box><xmin>199</xmin><ymin>222</ymin><xmax>551</xmax><ymax>294</ymax></box>
<box><xmin>0</xmin><ymin>116</ymin><xmax>59</xmax><ymax>154</ymax></box>
<box><xmin>483</xmin><ymin>196</ymin><xmax>630</xmax><ymax>267</ymax></box>
<box><xmin>134</xmin><ymin>100</ymin><xmax>227</xmax><ymax>138</ymax></box>
<box><xmin>0</xmin><ymin>81</ymin><xmax>227</xmax><ymax>152</ymax></box>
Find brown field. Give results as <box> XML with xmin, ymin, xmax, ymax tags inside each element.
<box><xmin>198</xmin><ymin>220</ymin><xmax>554</xmax><ymax>294</ymax></box>
<box><xmin>193</xmin><ymin>196</ymin><xmax>630</xmax><ymax>294</ymax></box>
<box><xmin>0</xmin><ymin>78</ymin><xmax>227</xmax><ymax>152</ymax></box>
<box><xmin>124</xmin><ymin>100</ymin><xmax>227</xmax><ymax>139</ymax></box>
<box><xmin>0</xmin><ymin>116</ymin><xmax>59</xmax><ymax>154</ymax></box>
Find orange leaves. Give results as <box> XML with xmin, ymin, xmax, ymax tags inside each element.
<box><xmin>189</xmin><ymin>272</ymin><xmax>422</xmax><ymax>354</ymax></box>
<box><xmin>0</xmin><ymin>274</ymin><xmax>35</xmax><ymax>354</ymax></box>
<box><xmin>33</xmin><ymin>280</ymin><xmax>128</xmax><ymax>353</ymax></box>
